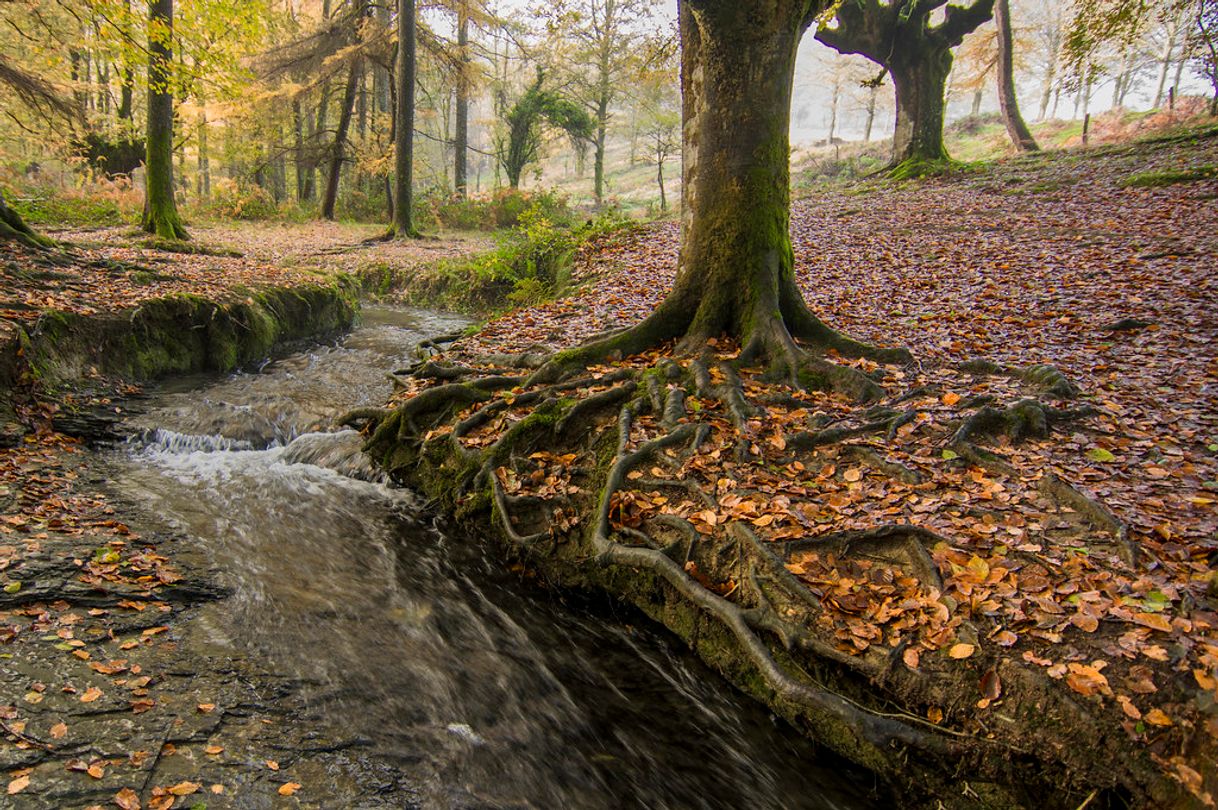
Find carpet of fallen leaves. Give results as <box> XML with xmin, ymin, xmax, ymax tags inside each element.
<box><xmin>446</xmin><ymin>133</ymin><xmax>1218</xmax><ymax>800</ymax></box>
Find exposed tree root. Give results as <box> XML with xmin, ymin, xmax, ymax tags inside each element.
<box><xmin>347</xmin><ymin>321</ymin><xmax>1194</xmax><ymax>806</ymax></box>
<box><xmin>1038</xmin><ymin>472</ymin><xmax>1138</xmax><ymax>567</ymax></box>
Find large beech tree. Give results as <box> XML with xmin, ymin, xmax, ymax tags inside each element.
<box><xmin>535</xmin><ymin>0</ymin><xmax>905</xmax><ymax>394</ymax></box>
<box><xmin>815</xmin><ymin>0</ymin><xmax>995</xmax><ymax>168</ymax></box>
<box><xmin>142</xmin><ymin>0</ymin><xmax>188</xmax><ymax>240</ymax></box>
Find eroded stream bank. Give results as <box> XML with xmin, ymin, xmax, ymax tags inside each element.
<box><xmin>91</xmin><ymin>306</ymin><xmax>877</xmax><ymax>808</ymax></box>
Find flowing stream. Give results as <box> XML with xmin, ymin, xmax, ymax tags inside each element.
<box><xmin>107</xmin><ymin>306</ymin><xmax>875</xmax><ymax>809</ymax></box>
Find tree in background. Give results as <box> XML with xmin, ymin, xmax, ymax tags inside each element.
<box><xmin>995</xmin><ymin>0</ymin><xmax>1040</xmax><ymax>150</ymax></box>
<box><xmin>496</xmin><ymin>71</ymin><xmax>594</xmax><ymax>188</ymax></box>
<box><xmin>546</xmin><ymin>0</ymin><xmax>662</xmax><ymax>206</ymax></box>
<box><xmin>1191</xmin><ymin>0</ymin><xmax>1218</xmax><ymax>113</ymax></box>
<box><xmin>142</xmin><ymin>0</ymin><xmax>187</xmax><ymax>239</ymax></box>
<box><xmin>634</xmin><ymin>53</ymin><xmax>678</xmax><ymax>212</ymax></box>
<box><xmin>816</xmin><ymin>0</ymin><xmax>996</xmax><ymax>171</ymax></box>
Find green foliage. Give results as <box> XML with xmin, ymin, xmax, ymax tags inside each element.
<box><xmin>420</xmin><ymin>188</ymin><xmax>573</xmax><ymax>232</ymax></box>
<box><xmin>497</xmin><ymin>72</ymin><xmax>596</xmax><ymax>188</ymax></box>
<box><xmin>407</xmin><ymin>201</ymin><xmax>632</xmax><ymax>313</ymax></box>
<box><xmin>7</xmin><ymin>181</ymin><xmax>138</xmax><ymax>227</ymax></box>
<box><xmin>1120</xmin><ymin>165</ymin><xmax>1218</xmax><ymax>187</ymax></box>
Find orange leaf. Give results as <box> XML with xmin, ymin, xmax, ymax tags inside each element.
<box><xmin>87</xmin><ymin>763</ymin><xmax>105</xmax><ymax>779</ymax></box>
<box><xmin>50</xmin><ymin>722</ymin><xmax>67</xmax><ymax>739</ymax></box>
<box><xmin>168</xmin><ymin>781</ymin><xmax>200</xmax><ymax>796</ymax></box>
<box><xmin>942</xmin><ymin>392</ymin><xmax>962</xmax><ymax>406</ymax></box>
<box><xmin>948</xmin><ymin>643</ymin><xmax>975</xmax><ymax>660</ymax></box>
<box><xmin>278</xmin><ymin>782</ymin><xmax>302</xmax><ymax>796</ymax></box>
<box><xmin>80</xmin><ymin>686</ymin><xmax>103</xmax><ymax>703</ymax></box>
<box><xmin>1145</xmin><ymin>708</ymin><xmax>1172</xmax><ymax>727</ymax></box>
<box><xmin>114</xmin><ymin>787</ymin><xmax>141</xmax><ymax>810</ymax></box>
<box><xmin>7</xmin><ymin>776</ymin><xmax>30</xmax><ymax>795</ymax></box>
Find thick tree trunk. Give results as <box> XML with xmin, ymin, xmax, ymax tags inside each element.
<box><xmin>539</xmin><ymin>0</ymin><xmax>903</xmax><ymax>384</ymax></box>
<box><xmin>995</xmin><ymin>0</ymin><xmax>1038</xmax><ymax>151</ymax></box>
<box><xmin>322</xmin><ymin>60</ymin><xmax>361</xmax><ymax>221</ymax></box>
<box><xmin>392</xmin><ymin>0</ymin><xmax>417</xmax><ymax>235</ymax></box>
<box><xmin>454</xmin><ymin>1</ymin><xmax>469</xmax><ymax>197</ymax></box>
<box><xmin>890</xmin><ymin>48</ymin><xmax>952</xmax><ymax>165</ymax></box>
<box><xmin>141</xmin><ymin>0</ymin><xmax>187</xmax><ymax>240</ymax></box>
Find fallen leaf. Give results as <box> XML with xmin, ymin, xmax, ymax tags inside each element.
<box><xmin>50</xmin><ymin>722</ymin><xmax>67</xmax><ymax>739</ymax></box>
<box><xmin>80</xmin><ymin>686</ymin><xmax>103</xmax><ymax>703</ymax></box>
<box><xmin>87</xmin><ymin>763</ymin><xmax>105</xmax><ymax>779</ymax></box>
<box><xmin>1145</xmin><ymin>708</ymin><xmax>1173</xmax><ymax>727</ymax></box>
<box><xmin>167</xmin><ymin>781</ymin><xmax>199</xmax><ymax>796</ymax></box>
<box><xmin>902</xmin><ymin>647</ymin><xmax>920</xmax><ymax>669</ymax></box>
<box><xmin>114</xmin><ymin>787</ymin><xmax>141</xmax><ymax>810</ymax></box>
<box><xmin>265</xmin><ymin>760</ymin><xmax>280</xmax><ymax>771</ymax></box>
<box><xmin>7</xmin><ymin>775</ymin><xmax>30</xmax><ymax>795</ymax></box>
<box><xmin>948</xmin><ymin>643</ymin><xmax>975</xmax><ymax>659</ymax></box>
<box><xmin>278</xmin><ymin>782</ymin><xmax>302</xmax><ymax>796</ymax></box>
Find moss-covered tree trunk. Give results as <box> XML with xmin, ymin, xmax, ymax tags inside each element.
<box><xmin>890</xmin><ymin>47</ymin><xmax>952</xmax><ymax>165</ymax></box>
<box><xmin>141</xmin><ymin>0</ymin><xmax>188</xmax><ymax>240</ymax></box>
<box><xmin>391</xmin><ymin>0</ymin><xmax>417</xmax><ymax>236</ymax></box>
<box><xmin>995</xmin><ymin>0</ymin><xmax>1039</xmax><ymax>152</ymax></box>
<box><xmin>0</xmin><ymin>189</ymin><xmax>52</xmax><ymax>249</ymax></box>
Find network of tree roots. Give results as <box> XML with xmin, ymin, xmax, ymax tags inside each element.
<box><xmin>345</xmin><ymin>330</ymin><xmax>1213</xmax><ymax>806</ymax></box>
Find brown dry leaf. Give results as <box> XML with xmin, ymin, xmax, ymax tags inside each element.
<box><xmin>114</xmin><ymin>787</ymin><xmax>141</xmax><ymax>810</ymax></box>
<box><xmin>927</xmin><ymin>706</ymin><xmax>944</xmax><ymax>724</ymax></box>
<box><xmin>1194</xmin><ymin>669</ymin><xmax>1217</xmax><ymax>691</ymax></box>
<box><xmin>1145</xmin><ymin>708</ymin><xmax>1173</xmax><ymax>727</ymax></box>
<box><xmin>1132</xmin><ymin>612</ymin><xmax>1173</xmax><ymax>633</ymax></box>
<box><xmin>1065</xmin><ymin>663</ymin><xmax>1111</xmax><ymax>697</ymax></box>
<box><xmin>265</xmin><ymin>760</ymin><xmax>280</xmax><ymax>771</ymax></box>
<box><xmin>7</xmin><ymin>775</ymin><xmax>30</xmax><ymax>795</ymax></box>
<box><xmin>167</xmin><ymin>782</ymin><xmax>199</xmax><ymax>796</ymax></box>
<box><xmin>948</xmin><ymin>643</ymin><xmax>975</xmax><ymax>660</ymax></box>
<box><xmin>942</xmin><ymin>392</ymin><xmax>962</xmax><ymax>406</ymax></box>
<box><xmin>1116</xmin><ymin>694</ymin><xmax>1142</xmax><ymax>720</ymax></box>
<box><xmin>278</xmin><ymin>782</ymin><xmax>302</xmax><ymax>796</ymax></box>
<box><xmin>204</xmin><ymin>745</ymin><xmax>223</xmax><ymax>756</ymax></box>
<box><xmin>196</xmin><ymin>703</ymin><xmax>215</xmax><ymax>714</ymax></box>
<box><xmin>842</xmin><ymin>468</ymin><xmax>862</xmax><ymax>483</ymax></box>
<box><xmin>87</xmin><ymin>763</ymin><xmax>105</xmax><ymax>779</ymax></box>
<box><xmin>1070</xmin><ymin>613</ymin><xmax>1099</xmax><ymax>633</ymax></box>
<box><xmin>50</xmin><ymin>722</ymin><xmax>67</xmax><ymax>739</ymax></box>
<box><xmin>979</xmin><ymin>668</ymin><xmax>1002</xmax><ymax>702</ymax></box>
<box><xmin>210</xmin><ymin>784</ymin><xmax>225</xmax><ymax>794</ymax></box>
<box><xmin>80</xmin><ymin>686</ymin><xmax>103</xmax><ymax>703</ymax></box>
<box><xmin>993</xmin><ymin>630</ymin><xmax>1018</xmax><ymax>647</ymax></box>
<box><xmin>902</xmin><ymin>647</ymin><xmax>920</xmax><ymax>670</ymax></box>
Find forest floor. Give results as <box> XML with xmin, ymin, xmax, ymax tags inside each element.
<box><xmin>0</xmin><ymin>128</ymin><xmax>1215</xmax><ymax>806</ymax></box>
<box><xmin>381</xmin><ymin>129</ymin><xmax>1218</xmax><ymax>805</ymax></box>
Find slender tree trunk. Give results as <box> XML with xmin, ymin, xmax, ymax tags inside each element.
<box><xmin>1153</xmin><ymin>28</ymin><xmax>1177</xmax><ymax>108</ymax></box>
<box><xmin>293</xmin><ymin>99</ymin><xmax>307</xmax><ymax>201</ymax></box>
<box><xmin>995</xmin><ymin>0</ymin><xmax>1038</xmax><ymax>151</ymax></box>
<box><xmin>141</xmin><ymin>0</ymin><xmax>187</xmax><ymax>239</ymax></box>
<box><xmin>1038</xmin><ymin>48</ymin><xmax>1057</xmax><ymax>120</ymax></box>
<box><xmin>890</xmin><ymin>48</ymin><xmax>952</xmax><ymax>165</ymax></box>
<box><xmin>593</xmin><ymin>91</ymin><xmax>609</xmax><ymax>205</ymax></box>
<box><xmin>392</xmin><ymin>0</ymin><xmax>417</xmax><ymax>235</ymax></box>
<box><xmin>863</xmin><ymin>85</ymin><xmax>877</xmax><ymax>142</ymax></box>
<box><xmin>197</xmin><ymin>109</ymin><xmax>210</xmax><ymax>199</ymax></box>
<box><xmin>454</xmin><ymin>0</ymin><xmax>469</xmax><ymax>197</ymax></box>
<box><xmin>655</xmin><ymin>148</ymin><xmax>666</xmax><ymax>212</ymax></box>
<box><xmin>971</xmin><ymin>88</ymin><xmax>983</xmax><ymax>116</ymax></box>
<box><xmin>322</xmin><ymin>60</ymin><xmax>362</xmax><ymax>220</ymax></box>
